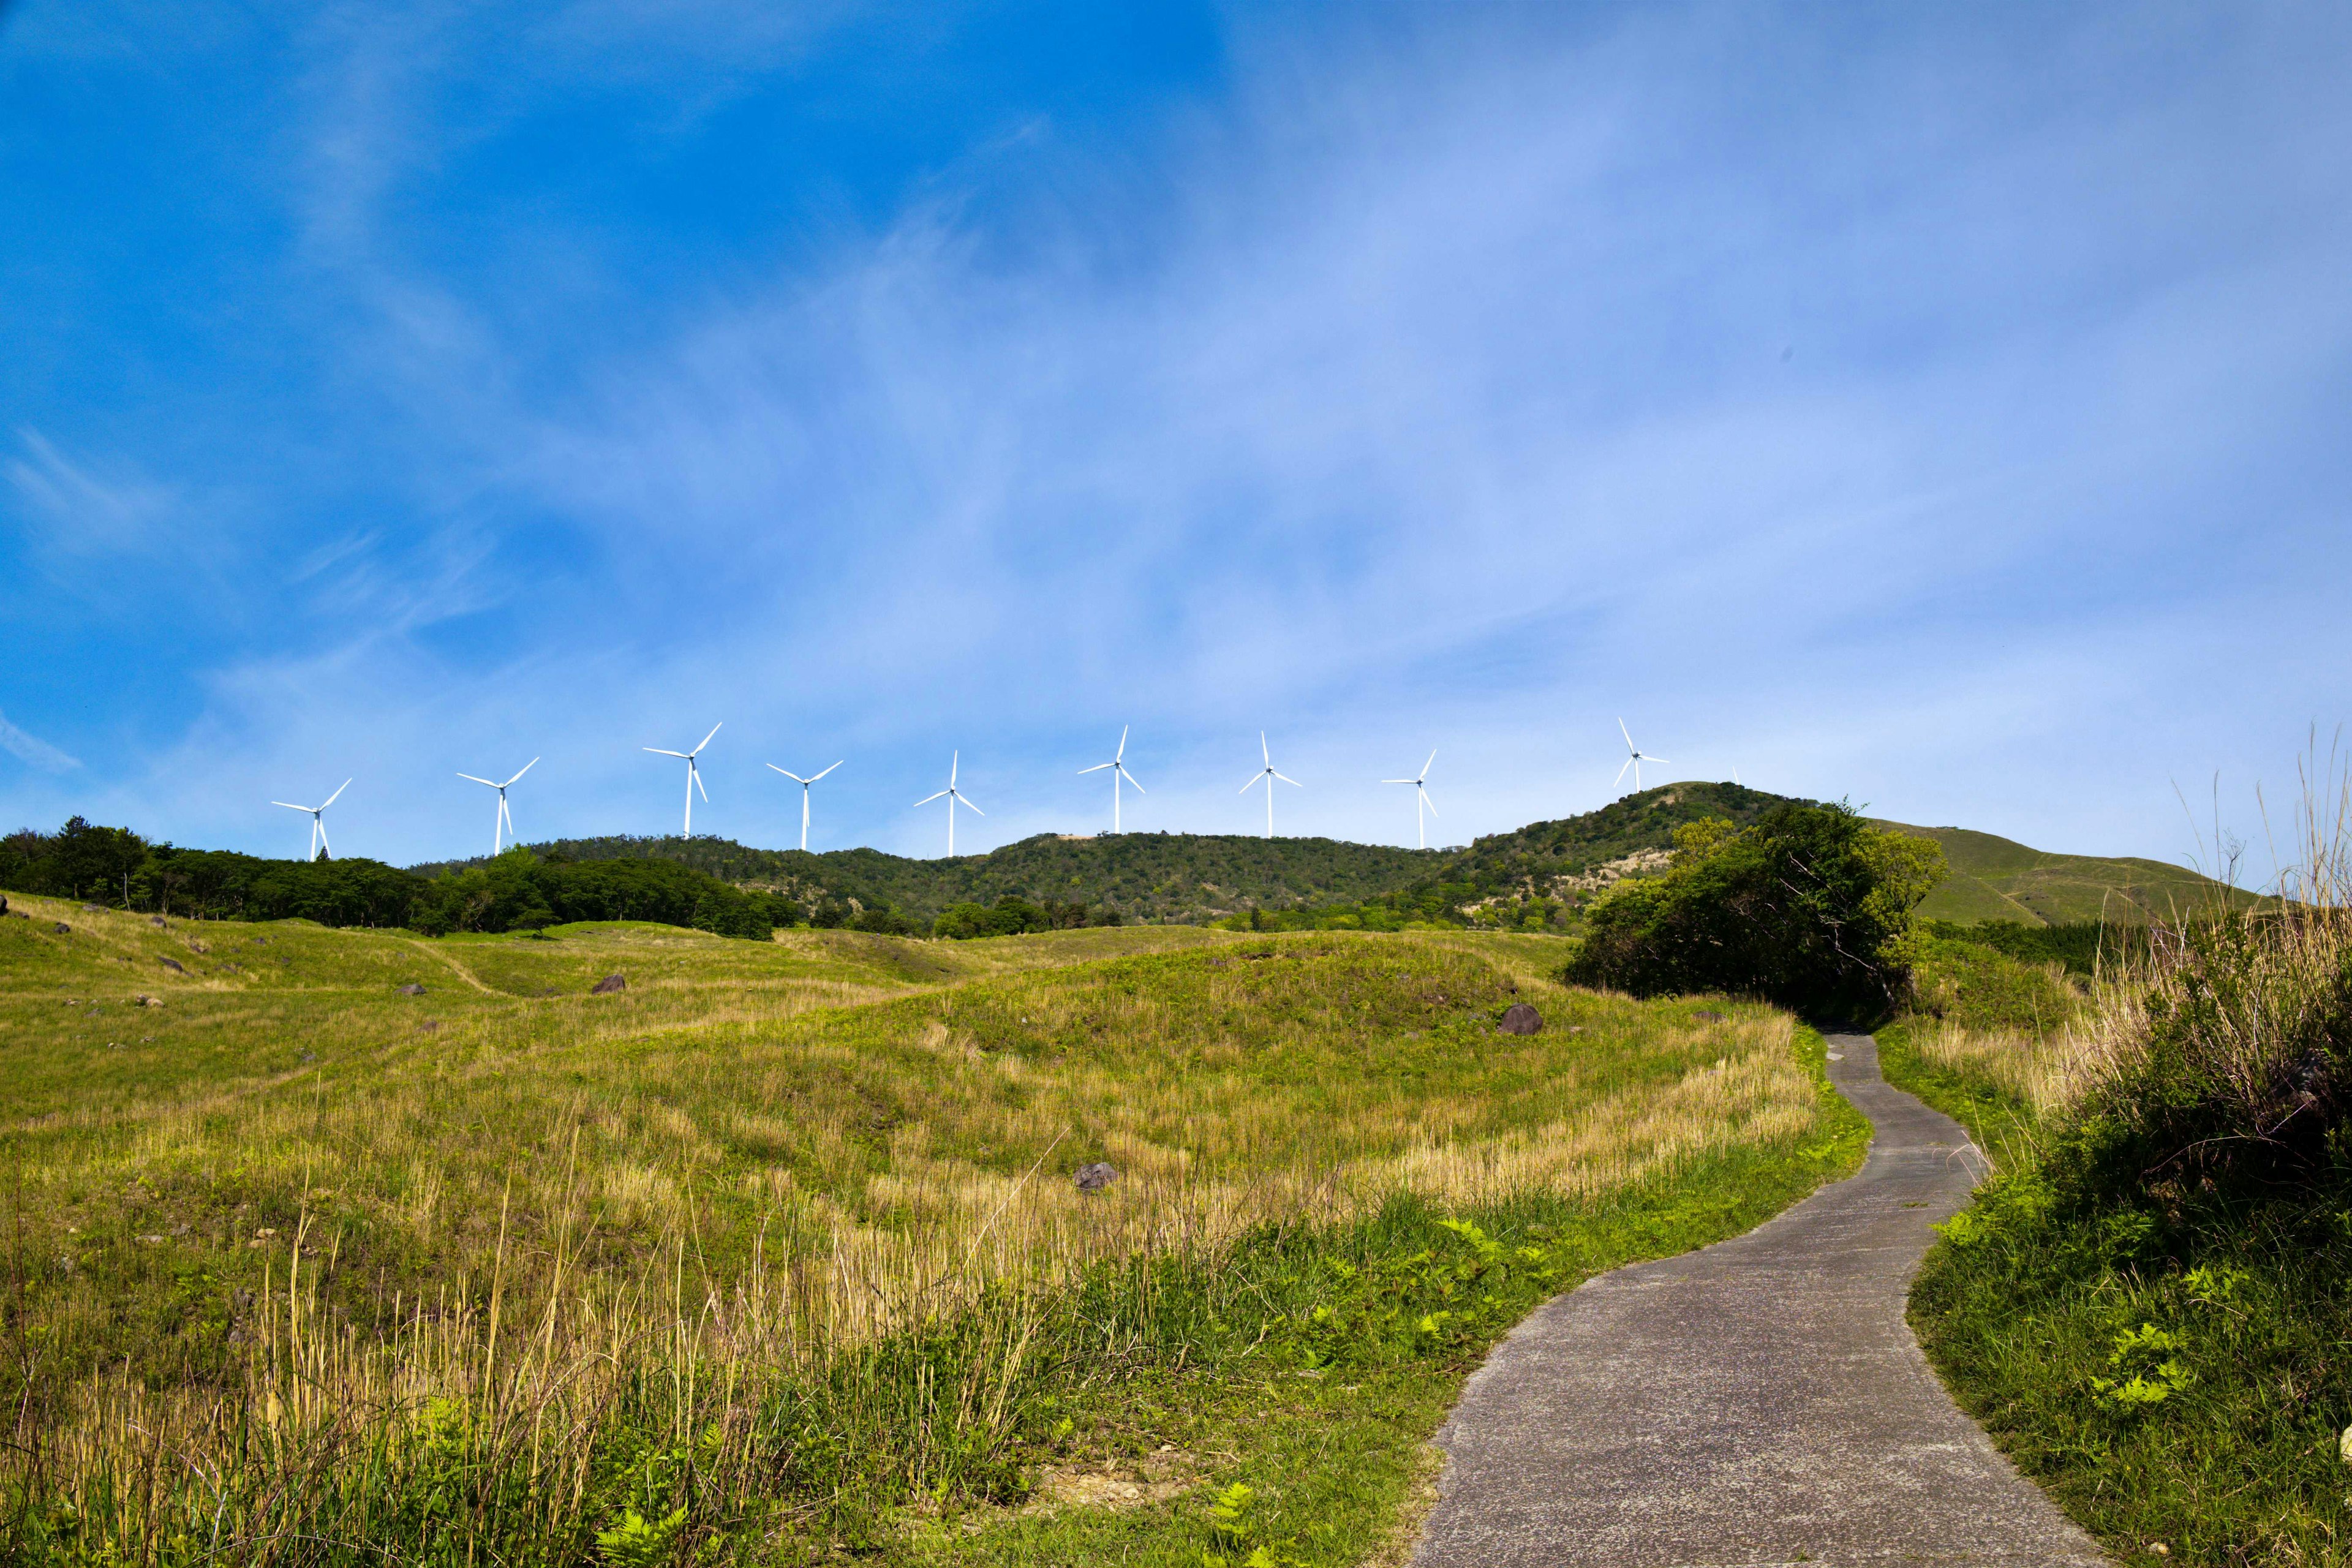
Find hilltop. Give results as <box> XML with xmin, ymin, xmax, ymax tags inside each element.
<box><xmin>1869</xmin><ymin>820</ymin><xmax>2261</xmax><ymax>924</ymax></box>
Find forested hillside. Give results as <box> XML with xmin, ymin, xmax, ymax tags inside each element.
<box><xmin>10</xmin><ymin>783</ymin><xmax>2249</xmax><ymax>934</ymax></box>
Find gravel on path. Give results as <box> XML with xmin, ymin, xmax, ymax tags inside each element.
<box><xmin>1412</xmin><ymin>1032</ymin><xmax>2108</xmax><ymax>1567</ymax></box>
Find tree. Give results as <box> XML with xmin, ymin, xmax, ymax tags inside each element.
<box><xmin>1563</xmin><ymin>802</ymin><xmax>1947</xmax><ymax>1019</ymax></box>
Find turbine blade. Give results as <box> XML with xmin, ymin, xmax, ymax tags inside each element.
<box><xmin>322</xmin><ymin>779</ymin><xmax>351</xmax><ymax>808</ymax></box>
<box><xmin>1422</xmin><ymin>750</ymin><xmax>1438</xmax><ymax>778</ymax></box>
<box><xmin>505</xmin><ymin>758</ymin><xmax>539</xmax><ymax>786</ymax></box>
<box><xmin>1240</xmin><ymin>774</ymin><xmax>1263</xmax><ymax>794</ymax></box>
<box><xmin>1422</xmin><ymin>790</ymin><xmax>1439</xmax><ymax>817</ymax></box>
<box><xmin>1079</xmin><ymin>762</ymin><xmax>1114</xmax><ymax>774</ymax></box>
<box><xmin>1615</xmin><ymin>756</ymin><xmax>1633</xmax><ymax>786</ymax></box>
<box><xmin>644</xmin><ymin>748</ymin><xmax>687</xmax><ymax>758</ymax></box>
<box><xmin>769</xmin><ymin>764</ymin><xmax>802</xmax><ymax>780</ymax></box>
<box><xmin>1382</xmin><ymin>778</ymin><xmax>1415</xmax><ymax>785</ymax></box>
<box><xmin>914</xmin><ymin>790</ymin><xmax>949</xmax><ymax>806</ymax></box>
<box><xmin>1261</xmin><ymin>731</ymin><xmax>1270</xmax><ymax>765</ymax></box>
<box><xmin>960</xmin><ymin>797</ymin><xmax>985</xmax><ymax>816</ymax></box>
<box><xmin>951</xmin><ymin>750</ymin><xmax>959</xmax><ymax>785</ymax></box>
<box><xmin>1275</xmin><ymin>772</ymin><xmax>1300</xmax><ymax>786</ymax></box>
<box><xmin>811</xmin><ymin>760</ymin><xmax>843</xmax><ymax>780</ymax></box>
<box><xmin>692</xmin><ymin>722</ymin><xmax>722</xmax><ymax>756</ymax></box>
<box><xmin>271</xmin><ymin>801</ymin><xmax>308</xmax><ymax>812</ymax></box>
<box><xmin>1646</xmin><ymin>755</ymin><xmax>1670</xmax><ymax>764</ymax></box>
<box><xmin>456</xmin><ymin>774</ymin><xmax>497</xmax><ymax>787</ymax></box>
<box><xmin>693</xmin><ymin>767</ymin><xmax>709</xmax><ymax>801</ymax></box>
<box><xmin>1123</xmin><ymin>770</ymin><xmax>1146</xmax><ymax>794</ymax></box>
<box><xmin>1117</xmin><ymin>725</ymin><xmax>1128</xmax><ymax>760</ymax></box>
<box><xmin>1619</xmin><ymin>717</ymin><xmax>1634</xmax><ymax>750</ymax></box>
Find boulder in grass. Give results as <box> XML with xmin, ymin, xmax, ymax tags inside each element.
<box><xmin>591</xmin><ymin>973</ymin><xmax>627</xmax><ymax>995</ymax></box>
<box><xmin>53</xmin><ymin>922</ymin><xmax>70</xmax><ymax>935</ymax></box>
<box><xmin>159</xmin><ymin>957</ymin><xmax>186</xmax><ymax>973</ymax></box>
<box><xmin>395</xmin><ymin>983</ymin><xmax>427</xmax><ymax>997</ymax></box>
<box><xmin>1692</xmin><ymin>1008</ymin><xmax>1726</xmax><ymax>1023</ymax></box>
<box><xmin>1074</xmin><ymin>1161</ymin><xmax>1120</xmax><ymax>1193</ymax></box>
<box><xmin>1498</xmin><ymin>1001</ymin><xmax>1544</xmax><ymax>1036</ymax></box>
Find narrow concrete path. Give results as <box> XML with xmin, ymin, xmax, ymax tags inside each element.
<box><xmin>1413</xmin><ymin>1033</ymin><xmax>2107</xmax><ymax>1567</ymax></box>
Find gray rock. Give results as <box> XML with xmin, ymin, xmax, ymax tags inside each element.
<box><xmin>1498</xmin><ymin>1002</ymin><xmax>1544</xmax><ymax>1036</ymax></box>
<box><xmin>395</xmin><ymin>983</ymin><xmax>426</xmax><ymax>996</ymax></box>
<box><xmin>52</xmin><ymin>922</ymin><xmax>70</xmax><ymax>935</ymax></box>
<box><xmin>149</xmin><ymin>914</ymin><xmax>167</xmax><ymax>927</ymax></box>
<box><xmin>159</xmin><ymin>957</ymin><xmax>186</xmax><ymax>973</ymax></box>
<box><xmin>591</xmin><ymin>973</ymin><xmax>627</xmax><ymax>995</ymax></box>
<box><xmin>1692</xmin><ymin>1008</ymin><xmax>1726</xmax><ymax>1022</ymax></box>
<box><xmin>1074</xmin><ymin>1161</ymin><xmax>1120</xmax><ymax>1193</ymax></box>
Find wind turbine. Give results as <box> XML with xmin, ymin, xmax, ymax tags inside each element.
<box><xmin>643</xmin><ymin>723</ymin><xmax>721</xmax><ymax>836</ymax></box>
<box><xmin>1238</xmin><ymin>732</ymin><xmax>1301</xmax><ymax>839</ymax></box>
<box><xmin>456</xmin><ymin>758</ymin><xmax>538</xmax><ymax>857</ymax></box>
<box><xmin>1382</xmin><ymin>750</ymin><xmax>1440</xmax><ymax>849</ymax></box>
<box><xmin>914</xmin><ymin>752</ymin><xmax>984</xmax><ymax>856</ymax></box>
<box><xmin>1615</xmin><ymin>719</ymin><xmax>1669</xmax><ymax>794</ymax></box>
<box><xmin>271</xmin><ymin>780</ymin><xmax>350</xmax><ymax>862</ymax></box>
<box><xmin>766</xmin><ymin>760</ymin><xmax>843</xmax><ymax>851</ymax></box>
<box><xmin>1077</xmin><ymin>726</ymin><xmax>1147</xmax><ymax>833</ymax></box>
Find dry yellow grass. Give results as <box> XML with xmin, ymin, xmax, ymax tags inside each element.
<box><xmin>1</xmin><ymin>898</ymin><xmax>1834</xmax><ymax>1559</ymax></box>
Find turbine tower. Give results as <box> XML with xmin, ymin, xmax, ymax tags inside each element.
<box><xmin>1238</xmin><ymin>732</ymin><xmax>1301</xmax><ymax>839</ymax></box>
<box><xmin>1077</xmin><ymin>725</ymin><xmax>1147</xmax><ymax>833</ymax></box>
<box><xmin>1382</xmin><ymin>750</ymin><xmax>1440</xmax><ymax>850</ymax></box>
<box><xmin>1615</xmin><ymin>719</ymin><xmax>1668</xmax><ymax>793</ymax></box>
<box><xmin>271</xmin><ymin>780</ymin><xmax>350</xmax><ymax>862</ymax></box>
<box><xmin>643</xmin><ymin>723</ymin><xmax>721</xmax><ymax>836</ymax></box>
<box><xmin>456</xmin><ymin>758</ymin><xmax>538</xmax><ymax>857</ymax></box>
<box><xmin>766</xmin><ymin>760</ymin><xmax>843</xmax><ymax>851</ymax></box>
<box><xmin>914</xmin><ymin>751</ymin><xmax>984</xmax><ymax>856</ymax></box>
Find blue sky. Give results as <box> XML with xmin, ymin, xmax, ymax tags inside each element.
<box><xmin>4</xmin><ymin>2</ymin><xmax>2347</xmax><ymax>878</ymax></box>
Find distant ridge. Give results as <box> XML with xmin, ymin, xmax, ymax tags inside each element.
<box><xmin>1871</xmin><ymin>821</ymin><xmax>2260</xmax><ymax>925</ymax></box>
<box><xmin>409</xmin><ymin>784</ymin><xmax>2243</xmax><ymax>927</ymax></box>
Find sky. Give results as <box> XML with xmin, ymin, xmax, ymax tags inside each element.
<box><xmin>3</xmin><ymin>2</ymin><xmax>2347</xmax><ymax>880</ymax></box>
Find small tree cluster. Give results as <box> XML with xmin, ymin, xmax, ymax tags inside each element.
<box><xmin>1562</xmin><ymin>801</ymin><xmax>1947</xmax><ymax>1019</ymax></box>
<box><xmin>931</xmin><ymin>895</ymin><xmax>1123</xmax><ymax>940</ymax></box>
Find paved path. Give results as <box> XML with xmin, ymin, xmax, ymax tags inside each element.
<box><xmin>1413</xmin><ymin>1033</ymin><xmax>2108</xmax><ymax>1568</ymax></box>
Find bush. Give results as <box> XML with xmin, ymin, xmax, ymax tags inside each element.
<box><xmin>932</xmin><ymin>895</ymin><xmax>1117</xmax><ymax>940</ymax></box>
<box><xmin>1562</xmin><ymin>801</ymin><xmax>1946</xmax><ymax>1019</ymax></box>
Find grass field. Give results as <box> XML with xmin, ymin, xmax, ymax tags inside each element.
<box><xmin>1</xmin><ymin>892</ymin><xmax>1863</xmax><ymax>1564</ymax></box>
<box><xmin>1873</xmin><ymin>821</ymin><xmax>2254</xmax><ymax>926</ymax></box>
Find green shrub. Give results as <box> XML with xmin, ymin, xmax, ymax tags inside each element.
<box><xmin>1562</xmin><ymin>801</ymin><xmax>1946</xmax><ymax>1019</ymax></box>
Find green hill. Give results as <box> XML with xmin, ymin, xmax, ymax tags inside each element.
<box><xmin>415</xmin><ymin>832</ymin><xmax>1447</xmax><ymax>925</ymax></box>
<box><xmin>1869</xmin><ymin>821</ymin><xmax>2256</xmax><ymax>925</ymax></box>
<box><xmin>408</xmin><ymin>786</ymin><xmax>2244</xmax><ymax>929</ymax></box>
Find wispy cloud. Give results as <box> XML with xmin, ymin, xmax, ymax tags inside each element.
<box><xmin>6</xmin><ymin>2</ymin><xmax>2349</xmax><ymax>864</ymax></box>
<box><xmin>6</xmin><ymin>428</ymin><xmax>178</xmax><ymax>553</ymax></box>
<box><xmin>0</xmin><ymin>709</ymin><xmax>80</xmax><ymax>775</ymax></box>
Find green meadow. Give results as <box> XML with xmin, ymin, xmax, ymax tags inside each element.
<box><xmin>0</xmin><ymin>892</ymin><xmax>1863</xmax><ymax>1565</ymax></box>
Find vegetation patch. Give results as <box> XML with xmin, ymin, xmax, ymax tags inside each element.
<box><xmin>0</xmin><ymin>898</ymin><xmax>1861</xmax><ymax>1564</ymax></box>
<box><xmin>1887</xmin><ymin>835</ymin><xmax>2352</xmax><ymax>1566</ymax></box>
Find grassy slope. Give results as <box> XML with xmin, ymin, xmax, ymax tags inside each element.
<box><xmin>1880</xmin><ymin>943</ymin><xmax>2350</xmax><ymax>1567</ymax></box>
<box><xmin>1875</xmin><ymin>821</ymin><xmax>2255</xmax><ymax>926</ymax></box>
<box><xmin>1</xmin><ymin>893</ymin><xmax>1864</xmax><ymax>1565</ymax></box>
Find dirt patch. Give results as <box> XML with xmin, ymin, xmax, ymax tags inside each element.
<box><xmin>1019</xmin><ymin>1446</ymin><xmax>1199</xmax><ymax>1517</ymax></box>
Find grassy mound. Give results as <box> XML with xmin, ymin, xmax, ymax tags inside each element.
<box><xmin>0</xmin><ymin>897</ymin><xmax>1863</xmax><ymax>1564</ymax></box>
